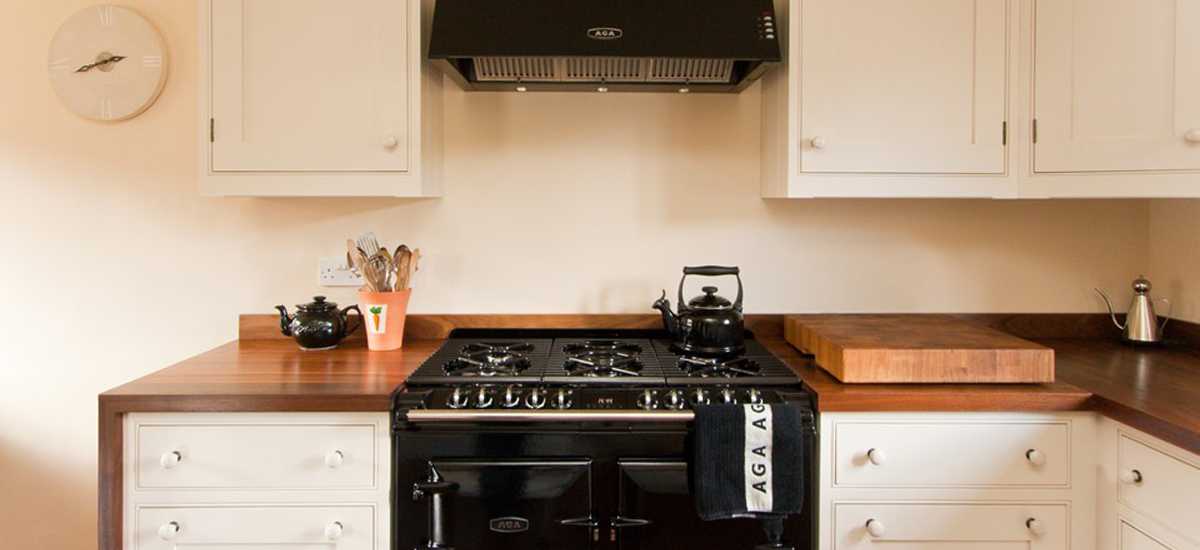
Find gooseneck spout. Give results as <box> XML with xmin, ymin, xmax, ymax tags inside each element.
<box><xmin>1094</xmin><ymin>288</ymin><xmax>1125</xmax><ymax>330</ymax></box>
<box><xmin>275</xmin><ymin>305</ymin><xmax>294</xmax><ymax>336</ymax></box>
<box><xmin>653</xmin><ymin>290</ymin><xmax>679</xmax><ymax>338</ymax></box>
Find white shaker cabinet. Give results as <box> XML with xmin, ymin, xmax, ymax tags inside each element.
<box><xmin>199</xmin><ymin>0</ymin><xmax>442</xmax><ymax>197</ymax></box>
<box><xmin>136</xmin><ymin>505</ymin><xmax>375</xmax><ymax>550</ymax></box>
<box><xmin>762</xmin><ymin>0</ymin><xmax>1019</xmax><ymax>198</ymax></box>
<box><xmin>1032</xmin><ymin>0</ymin><xmax>1200</xmax><ymax>175</ymax></box>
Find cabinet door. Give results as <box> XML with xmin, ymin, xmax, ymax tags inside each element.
<box><xmin>1034</xmin><ymin>0</ymin><xmax>1200</xmax><ymax>172</ymax></box>
<box><xmin>1120</xmin><ymin>521</ymin><xmax>1177</xmax><ymax>550</ymax></box>
<box><xmin>209</xmin><ymin>0</ymin><xmax>409</xmax><ymax>172</ymax></box>
<box><xmin>834</xmin><ymin>503</ymin><xmax>1067</xmax><ymax>550</ymax></box>
<box><xmin>799</xmin><ymin>0</ymin><xmax>1008</xmax><ymax>174</ymax></box>
<box><xmin>135</xmin><ymin>505</ymin><xmax>374</xmax><ymax>549</ymax></box>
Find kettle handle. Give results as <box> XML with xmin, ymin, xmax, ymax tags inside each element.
<box><xmin>679</xmin><ymin>266</ymin><xmax>744</xmax><ymax>311</ymax></box>
<box><xmin>1157</xmin><ymin>298</ymin><xmax>1172</xmax><ymax>333</ymax></box>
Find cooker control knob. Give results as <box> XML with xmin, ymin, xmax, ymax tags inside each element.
<box><xmin>746</xmin><ymin>388</ymin><xmax>764</xmax><ymax>404</ymax></box>
<box><xmin>447</xmin><ymin>388</ymin><xmax>470</xmax><ymax>409</ymax></box>
<box><xmin>475</xmin><ymin>388</ymin><xmax>494</xmax><ymax>409</ymax></box>
<box><xmin>525</xmin><ymin>388</ymin><xmax>547</xmax><ymax>409</ymax></box>
<box><xmin>689</xmin><ymin>388</ymin><xmax>710</xmax><ymax>406</ymax></box>
<box><xmin>552</xmin><ymin>389</ymin><xmax>573</xmax><ymax>410</ymax></box>
<box><xmin>720</xmin><ymin>388</ymin><xmax>738</xmax><ymax>404</ymax></box>
<box><xmin>637</xmin><ymin>390</ymin><xmax>658</xmax><ymax>410</ymax></box>
<box><xmin>502</xmin><ymin>386</ymin><xmax>522</xmax><ymax>408</ymax></box>
<box><xmin>664</xmin><ymin>390</ymin><xmax>685</xmax><ymax>410</ymax></box>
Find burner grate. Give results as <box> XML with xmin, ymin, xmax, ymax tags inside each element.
<box><xmin>564</xmin><ymin>351</ymin><xmax>644</xmax><ymax>377</ymax></box>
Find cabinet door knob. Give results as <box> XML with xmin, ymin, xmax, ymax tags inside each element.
<box><xmin>325</xmin><ymin>450</ymin><xmax>345</xmax><ymax>469</ymax></box>
<box><xmin>383</xmin><ymin>134</ymin><xmax>399</xmax><ymax>148</ymax></box>
<box><xmin>325</xmin><ymin>521</ymin><xmax>344</xmax><ymax>541</ymax></box>
<box><xmin>1025</xmin><ymin>449</ymin><xmax>1047</xmax><ymax>466</ymax></box>
<box><xmin>1185</xmin><ymin>128</ymin><xmax>1200</xmax><ymax>143</ymax></box>
<box><xmin>1120</xmin><ymin>469</ymin><xmax>1143</xmax><ymax>485</ymax></box>
<box><xmin>810</xmin><ymin>136</ymin><xmax>828</xmax><ymax>150</ymax></box>
<box><xmin>865</xmin><ymin>518</ymin><xmax>885</xmax><ymax>537</ymax></box>
<box><xmin>1026</xmin><ymin>517</ymin><xmax>1046</xmax><ymax>536</ymax></box>
<box><xmin>158</xmin><ymin>521</ymin><xmax>180</xmax><ymax>540</ymax></box>
<box><xmin>867</xmin><ymin>448</ymin><xmax>887</xmax><ymax>465</ymax></box>
<box><xmin>160</xmin><ymin>451</ymin><xmax>182</xmax><ymax>469</ymax></box>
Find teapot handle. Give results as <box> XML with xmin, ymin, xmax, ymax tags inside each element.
<box><xmin>342</xmin><ymin>304</ymin><xmax>363</xmax><ymax>337</ymax></box>
<box><xmin>679</xmin><ymin>266</ymin><xmax>744</xmax><ymax>311</ymax></box>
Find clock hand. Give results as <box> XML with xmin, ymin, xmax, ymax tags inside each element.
<box><xmin>75</xmin><ymin>54</ymin><xmax>126</xmax><ymax>73</ymax></box>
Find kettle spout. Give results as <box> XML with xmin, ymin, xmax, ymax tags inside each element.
<box><xmin>652</xmin><ymin>290</ymin><xmax>679</xmax><ymax>337</ymax></box>
<box><xmin>1094</xmin><ymin>288</ymin><xmax>1126</xmax><ymax>330</ymax></box>
<box><xmin>275</xmin><ymin>305</ymin><xmax>294</xmax><ymax>336</ymax></box>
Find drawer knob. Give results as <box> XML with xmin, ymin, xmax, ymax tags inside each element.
<box><xmin>158</xmin><ymin>521</ymin><xmax>179</xmax><ymax>540</ymax></box>
<box><xmin>160</xmin><ymin>451</ymin><xmax>182</xmax><ymax>469</ymax></box>
<box><xmin>325</xmin><ymin>521</ymin><xmax>344</xmax><ymax>541</ymax></box>
<box><xmin>867</xmin><ymin>448</ymin><xmax>887</xmax><ymax>466</ymax></box>
<box><xmin>865</xmin><ymin>518</ymin><xmax>885</xmax><ymax>538</ymax></box>
<box><xmin>810</xmin><ymin>136</ymin><xmax>828</xmax><ymax>150</ymax></box>
<box><xmin>1120</xmin><ymin>469</ymin><xmax>1143</xmax><ymax>485</ymax></box>
<box><xmin>325</xmin><ymin>450</ymin><xmax>345</xmax><ymax>469</ymax></box>
<box><xmin>1185</xmin><ymin>128</ymin><xmax>1200</xmax><ymax>143</ymax></box>
<box><xmin>1025</xmin><ymin>449</ymin><xmax>1047</xmax><ymax>466</ymax></box>
<box><xmin>1026</xmin><ymin>517</ymin><xmax>1046</xmax><ymax>536</ymax></box>
<box><xmin>383</xmin><ymin>134</ymin><xmax>399</xmax><ymax>148</ymax></box>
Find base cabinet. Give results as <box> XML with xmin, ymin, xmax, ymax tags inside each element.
<box><xmin>818</xmin><ymin>412</ymin><xmax>1096</xmax><ymax>550</ymax></box>
<box><xmin>123</xmin><ymin>413</ymin><xmax>390</xmax><ymax>550</ymax></box>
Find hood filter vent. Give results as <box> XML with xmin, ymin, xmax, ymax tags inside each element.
<box><xmin>473</xmin><ymin>57</ymin><xmax>735</xmax><ymax>84</ymax></box>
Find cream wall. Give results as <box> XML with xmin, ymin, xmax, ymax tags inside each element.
<box><xmin>1149</xmin><ymin>201</ymin><xmax>1200</xmax><ymax>323</ymax></box>
<box><xmin>0</xmin><ymin>1</ymin><xmax>1157</xmax><ymax>548</ymax></box>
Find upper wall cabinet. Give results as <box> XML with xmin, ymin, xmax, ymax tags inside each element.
<box><xmin>199</xmin><ymin>0</ymin><xmax>442</xmax><ymax>197</ymax></box>
<box><xmin>762</xmin><ymin>0</ymin><xmax>1019</xmax><ymax>198</ymax></box>
<box><xmin>1022</xmin><ymin>0</ymin><xmax>1200</xmax><ymax>197</ymax></box>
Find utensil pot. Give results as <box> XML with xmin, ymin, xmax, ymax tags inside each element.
<box><xmin>360</xmin><ymin>289</ymin><xmax>412</xmax><ymax>351</ymax></box>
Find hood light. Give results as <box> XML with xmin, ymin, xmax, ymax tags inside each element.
<box><xmin>516</xmin><ymin>85</ymin><xmax>528</xmax><ymax>92</ymax></box>
<box><xmin>597</xmin><ymin>86</ymin><xmax>609</xmax><ymax>93</ymax></box>
<box><xmin>679</xmin><ymin>87</ymin><xmax>690</xmax><ymax>93</ymax></box>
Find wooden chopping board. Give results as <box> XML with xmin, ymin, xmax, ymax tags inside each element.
<box><xmin>785</xmin><ymin>314</ymin><xmax>1054</xmax><ymax>383</ymax></box>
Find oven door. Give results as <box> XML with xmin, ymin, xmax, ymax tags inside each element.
<box><xmin>615</xmin><ymin>460</ymin><xmax>805</xmax><ymax>550</ymax></box>
<box><xmin>423</xmin><ymin>459</ymin><xmax>595</xmax><ymax>550</ymax></box>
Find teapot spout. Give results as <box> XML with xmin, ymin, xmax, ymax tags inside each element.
<box><xmin>652</xmin><ymin>290</ymin><xmax>679</xmax><ymax>338</ymax></box>
<box><xmin>275</xmin><ymin>305</ymin><xmax>294</xmax><ymax>336</ymax></box>
<box><xmin>1094</xmin><ymin>288</ymin><xmax>1125</xmax><ymax>330</ymax></box>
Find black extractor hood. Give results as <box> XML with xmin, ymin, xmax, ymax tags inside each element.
<box><xmin>427</xmin><ymin>0</ymin><xmax>781</xmax><ymax>93</ymax></box>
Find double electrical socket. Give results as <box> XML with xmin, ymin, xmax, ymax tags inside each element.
<box><xmin>318</xmin><ymin>258</ymin><xmax>363</xmax><ymax>287</ymax></box>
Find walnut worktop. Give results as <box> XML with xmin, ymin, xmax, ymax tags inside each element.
<box><xmin>100</xmin><ymin>314</ymin><xmax>1199</xmax><ymax>452</ymax></box>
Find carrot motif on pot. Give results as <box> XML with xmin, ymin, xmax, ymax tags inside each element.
<box><xmin>369</xmin><ymin>306</ymin><xmax>383</xmax><ymax>331</ymax></box>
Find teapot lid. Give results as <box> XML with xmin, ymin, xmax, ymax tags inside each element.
<box><xmin>297</xmin><ymin>296</ymin><xmax>338</xmax><ymax>311</ymax></box>
<box><xmin>687</xmin><ymin>286</ymin><xmax>733</xmax><ymax>310</ymax></box>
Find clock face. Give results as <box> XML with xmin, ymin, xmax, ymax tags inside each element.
<box><xmin>47</xmin><ymin>5</ymin><xmax>167</xmax><ymax>121</ymax></box>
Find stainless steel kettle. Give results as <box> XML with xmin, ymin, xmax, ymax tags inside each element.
<box><xmin>1095</xmin><ymin>276</ymin><xmax>1171</xmax><ymax>343</ymax></box>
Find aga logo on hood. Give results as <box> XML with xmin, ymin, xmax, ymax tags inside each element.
<box><xmin>587</xmin><ymin>27</ymin><xmax>623</xmax><ymax>40</ymax></box>
<box><xmin>489</xmin><ymin>517</ymin><xmax>530</xmax><ymax>533</ymax></box>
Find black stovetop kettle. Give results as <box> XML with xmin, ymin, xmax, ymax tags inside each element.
<box><xmin>653</xmin><ymin>265</ymin><xmax>745</xmax><ymax>356</ymax></box>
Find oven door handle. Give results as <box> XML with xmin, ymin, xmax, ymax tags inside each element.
<box><xmin>558</xmin><ymin>517</ymin><xmax>601</xmax><ymax>528</ymax></box>
<box><xmin>611</xmin><ymin>516</ymin><xmax>653</xmax><ymax>528</ymax></box>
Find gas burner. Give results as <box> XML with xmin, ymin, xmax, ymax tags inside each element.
<box><xmin>678</xmin><ymin>356</ymin><xmax>761</xmax><ymax>378</ymax></box>
<box><xmin>444</xmin><ymin>342</ymin><xmax>535</xmax><ymax>377</ymax></box>
<box><xmin>564</xmin><ymin>351</ymin><xmax>643</xmax><ymax>377</ymax></box>
<box><xmin>562</xmin><ymin>340</ymin><xmax>643</xmax><ymax>355</ymax></box>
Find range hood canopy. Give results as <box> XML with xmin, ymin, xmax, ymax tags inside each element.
<box><xmin>428</xmin><ymin>0</ymin><xmax>781</xmax><ymax>93</ymax></box>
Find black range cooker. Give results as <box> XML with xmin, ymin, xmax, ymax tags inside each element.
<box><xmin>392</xmin><ymin>328</ymin><xmax>816</xmax><ymax>550</ymax></box>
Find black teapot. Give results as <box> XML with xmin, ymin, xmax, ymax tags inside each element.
<box><xmin>652</xmin><ymin>266</ymin><xmax>745</xmax><ymax>356</ymax></box>
<box><xmin>276</xmin><ymin>296</ymin><xmax>362</xmax><ymax>350</ymax></box>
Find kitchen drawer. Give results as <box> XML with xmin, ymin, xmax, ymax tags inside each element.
<box><xmin>1118</xmin><ymin>435</ymin><xmax>1200</xmax><ymax>545</ymax></box>
<box><xmin>1121</xmin><ymin>521</ymin><xmax>1177</xmax><ymax>550</ymax></box>
<box><xmin>135</xmin><ymin>505</ymin><xmax>374</xmax><ymax>549</ymax></box>
<box><xmin>833</xmin><ymin>503</ymin><xmax>1067</xmax><ymax>549</ymax></box>
<box><xmin>134</xmin><ymin>418</ymin><xmax>378</xmax><ymax>490</ymax></box>
<box><xmin>833</xmin><ymin>420</ymin><xmax>1070</xmax><ymax>487</ymax></box>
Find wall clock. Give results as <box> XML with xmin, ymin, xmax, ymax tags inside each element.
<box><xmin>47</xmin><ymin>5</ymin><xmax>167</xmax><ymax>121</ymax></box>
